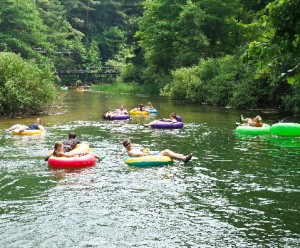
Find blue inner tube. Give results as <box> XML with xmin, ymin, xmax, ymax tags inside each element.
<box><xmin>151</xmin><ymin>121</ymin><xmax>184</xmax><ymax>129</ymax></box>
<box><xmin>144</xmin><ymin>108</ymin><xmax>158</xmax><ymax>114</ymax></box>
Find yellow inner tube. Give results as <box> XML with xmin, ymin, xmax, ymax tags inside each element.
<box><xmin>125</xmin><ymin>155</ymin><xmax>173</xmax><ymax>167</ymax></box>
<box><xmin>12</xmin><ymin>129</ymin><xmax>43</xmax><ymax>135</ymax></box>
<box><xmin>72</xmin><ymin>143</ymin><xmax>91</xmax><ymax>153</ymax></box>
<box><xmin>129</xmin><ymin>110</ymin><xmax>150</xmax><ymax>115</ymax></box>
<box><xmin>48</xmin><ymin>143</ymin><xmax>91</xmax><ymax>157</ymax></box>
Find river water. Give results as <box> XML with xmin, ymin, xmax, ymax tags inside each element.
<box><xmin>0</xmin><ymin>90</ymin><xmax>299</xmax><ymax>247</ymax></box>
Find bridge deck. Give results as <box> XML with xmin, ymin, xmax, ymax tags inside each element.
<box><xmin>55</xmin><ymin>67</ymin><xmax>121</xmax><ymax>75</ymax></box>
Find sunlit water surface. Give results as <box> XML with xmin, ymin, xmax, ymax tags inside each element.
<box><xmin>0</xmin><ymin>91</ymin><xmax>299</xmax><ymax>247</ymax></box>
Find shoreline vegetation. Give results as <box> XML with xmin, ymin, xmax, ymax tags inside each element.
<box><xmin>91</xmin><ymin>83</ymin><xmax>299</xmax><ymax>117</ymax></box>
<box><xmin>91</xmin><ymin>82</ymin><xmax>160</xmax><ymax>96</ymax></box>
<box><xmin>1</xmin><ymin>1</ymin><xmax>299</xmax><ymax>116</ymax></box>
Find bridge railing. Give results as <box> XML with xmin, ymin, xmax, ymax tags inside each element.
<box><xmin>54</xmin><ymin>66</ymin><xmax>122</xmax><ymax>75</ymax></box>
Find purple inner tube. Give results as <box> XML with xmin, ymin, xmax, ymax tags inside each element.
<box><xmin>175</xmin><ymin>116</ymin><xmax>182</xmax><ymax>122</ymax></box>
<box><xmin>151</xmin><ymin>121</ymin><xmax>184</xmax><ymax>129</ymax></box>
<box><xmin>104</xmin><ymin>114</ymin><xmax>130</xmax><ymax>120</ymax></box>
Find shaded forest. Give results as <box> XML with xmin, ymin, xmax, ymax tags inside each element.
<box><xmin>0</xmin><ymin>0</ymin><xmax>299</xmax><ymax>116</ymax></box>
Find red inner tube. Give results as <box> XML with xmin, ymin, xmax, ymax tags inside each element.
<box><xmin>48</xmin><ymin>154</ymin><xmax>97</xmax><ymax>169</ymax></box>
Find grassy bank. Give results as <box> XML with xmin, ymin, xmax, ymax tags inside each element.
<box><xmin>91</xmin><ymin>82</ymin><xmax>159</xmax><ymax>95</ymax></box>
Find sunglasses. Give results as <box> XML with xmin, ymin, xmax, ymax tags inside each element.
<box><xmin>124</xmin><ymin>142</ymin><xmax>131</xmax><ymax>147</ymax></box>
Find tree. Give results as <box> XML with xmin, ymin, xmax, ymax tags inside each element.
<box><xmin>136</xmin><ymin>0</ymin><xmax>207</xmax><ymax>75</ymax></box>
<box><xmin>0</xmin><ymin>52</ymin><xmax>57</xmax><ymax>117</ymax></box>
<box><xmin>0</xmin><ymin>0</ymin><xmax>51</xmax><ymax>61</ymax></box>
<box><xmin>247</xmin><ymin>0</ymin><xmax>300</xmax><ymax>84</ymax></box>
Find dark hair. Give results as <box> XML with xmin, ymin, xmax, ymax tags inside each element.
<box><xmin>123</xmin><ymin>138</ymin><xmax>131</xmax><ymax>147</ymax></box>
<box><xmin>69</xmin><ymin>132</ymin><xmax>77</xmax><ymax>139</ymax></box>
<box><xmin>53</xmin><ymin>142</ymin><xmax>62</xmax><ymax>157</ymax></box>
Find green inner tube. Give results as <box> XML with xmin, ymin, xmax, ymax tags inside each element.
<box><xmin>270</xmin><ymin>123</ymin><xmax>300</xmax><ymax>137</ymax></box>
<box><xmin>235</xmin><ymin>124</ymin><xmax>271</xmax><ymax>135</ymax></box>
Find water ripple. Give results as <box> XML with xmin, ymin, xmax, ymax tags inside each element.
<box><xmin>0</xmin><ymin>107</ymin><xmax>299</xmax><ymax>247</ymax></box>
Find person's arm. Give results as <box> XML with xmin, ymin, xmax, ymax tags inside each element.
<box><xmin>159</xmin><ymin>118</ymin><xmax>167</xmax><ymax>121</ymax></box>
<box><xmin>38</xmin><ymin>125</ymin><xmax>46</xmax><ymax>132</ymax></box>
<box><xmin>88</xmin><ymin>152</ymin><xmax>100</xmax><ymax>158</ymax></box>
<box><xmin>57</xmin><ymin>151</ymin><xmax>86</xmax><ymax>157</ymax></box>
<box><xmin>162</xmin><ymin>118</ymin><xmax>173</xmax><ymax>122</ymax></box>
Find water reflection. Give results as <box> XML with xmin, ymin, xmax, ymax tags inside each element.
<box><xmin>50</xmin><ymin>166</ymin><xmax>97</xmax><ymax>179</ymax></box>
<box><xmin>269</xmin><ymin>136</ymin><xmax>300</xmax><ymax>148</ymax></box>
<box><xmin>103</xmin><ymin>119</ymin><xmax>130</xmax><ymax>125</ymax></box>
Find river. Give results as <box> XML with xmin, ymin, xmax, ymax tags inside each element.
<box><xmin>0</xmin><ymin>90</ymin><xmax>299</xmax><ymax>247</ymax></box>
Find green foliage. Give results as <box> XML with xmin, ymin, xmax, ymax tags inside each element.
<box><xmin>230</xmin><ymin>82</ymin><xmax>260</xmax><ymax>109</ymax></box>
<box><xmin>91</xmin><ymin>82</ymin><xmax>158</xmax><ymax>95</ymax></box>
<box><xmin>283</xmin><ymin>82</ymin><xmax>300</xmax><ymax>113</ymax></box>
<box><xmin>199</xmin><ymin>0</ymin><xmax>247</xmax><ymax>56</ymax></box>
<box><xmin>155</xmin><ymin>0</ymin><xmax>300</xmax><ymax>113</ymax></box>
<box><xmin>36</xmin><ymin>0</ymin><xmax>83</xmax><ymax>47</ymax></box>
<box><xmin>119</xmin><ymin>63</ymin><xmax>142</xmax><ymax>84</ymax></box>
<box><xmin>90</xmin><ymin>0</ymin><xmax>142</xmax><ymax>64</ymax></box>
<box><xmin>0</xmin><ymin>0</ymin><xmax>48</xmax><ymax>45</ymax></box>
<box><xmin>204</xmin><ymin>56</ymin><xmax>237</xmax><ymax>106</ymax></box>
<box><xmin>0</xmin><ymin>52</ymin><xmax>57</xmax><ymax>117</ymax></box>
<box><xmin>106</xmin><ymin>45</ymin><xmax>132</xmax><ymax>67</ymax></box>
<box><xmin>136</xmin><ymin>0</ymin><xmax>208</xmax><ymax>73</ymax></box>
<box><xmin>102</xmin><ymin>27</ymin><xmax>126</xmax><ymax>62</ymax></box>
<box><xmin>86</xmin><ymin>40</ymin><xmax>101</xmax><ymax>67</ymax></box>
<box><xmin>0</xmin><ymin>0</ymin><xmax>299</xmax><ymax>114</ymax></box>
<box><xmin>161</xmin><ymin>66</ymin><xmax>205</xmax><ymax>102</ymax></box>
<box><xmin>69</xmin><ymin>38</ymin><xmax>102</xmax><ymax>68</ymax></box>
<box><xmin>229</xmin><ymin>77</ymin><xmax>269</xmax><ymax>110</ymax></box>
<box><xmin>63</xmin><ymin>0</ymin><xmax>100</xmax><ymax>37</ymax></box>
<box><xmin>0</xmin><ymin>0</ymin><xmax>53</xmax><ymax>61</ymax></box>
<box><xmin>172</xmin><ymin>1</ymin><xmax>208</xmax><ymax>67</ymax></box>
<box><xmin>162</xmin><ymin>56</ymin><xmax>237</xmax><ymax>105</ymax></box>
<box><xmin>247</xmin><ymin>0</ymin><xmax>300</xmax><ymax>85</ymax></box>
<box><xmin>161</xmin><ymin>55</ymin><xmax>275</xmax><ymax>109</ymax></box>
<box><xmin>135</xmin><ymin>0</ymin><xmax>261</xmax><ymax>92</ymax></box>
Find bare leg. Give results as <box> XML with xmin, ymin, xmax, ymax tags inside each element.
<box><xmin>6</xmin><ymin>124</ymin><xmax>27</xmax><ymax>132</ymax></box>
<box><xmin>143</xmin><ymin>120</ymin><xmax>159</xmax><ymax>127</ymax></box>
<box><xmin>6</xmin><ymin>124</ymin><xmax>21</xmax><ymax>131</ymax></box>
<box><xmin>159</xmin><ymin>149</ymin><xmax>193</xmax><ymax>162</ymax></box>
<box><xmin>241</xmin><ymin>115</ymin><xmax>251</xmax><ymax>123</ymax></box>
<box><xmin>240</xmin><ymin>115</ymin><xmax>254</xmax><ymax>126</ymax></box>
